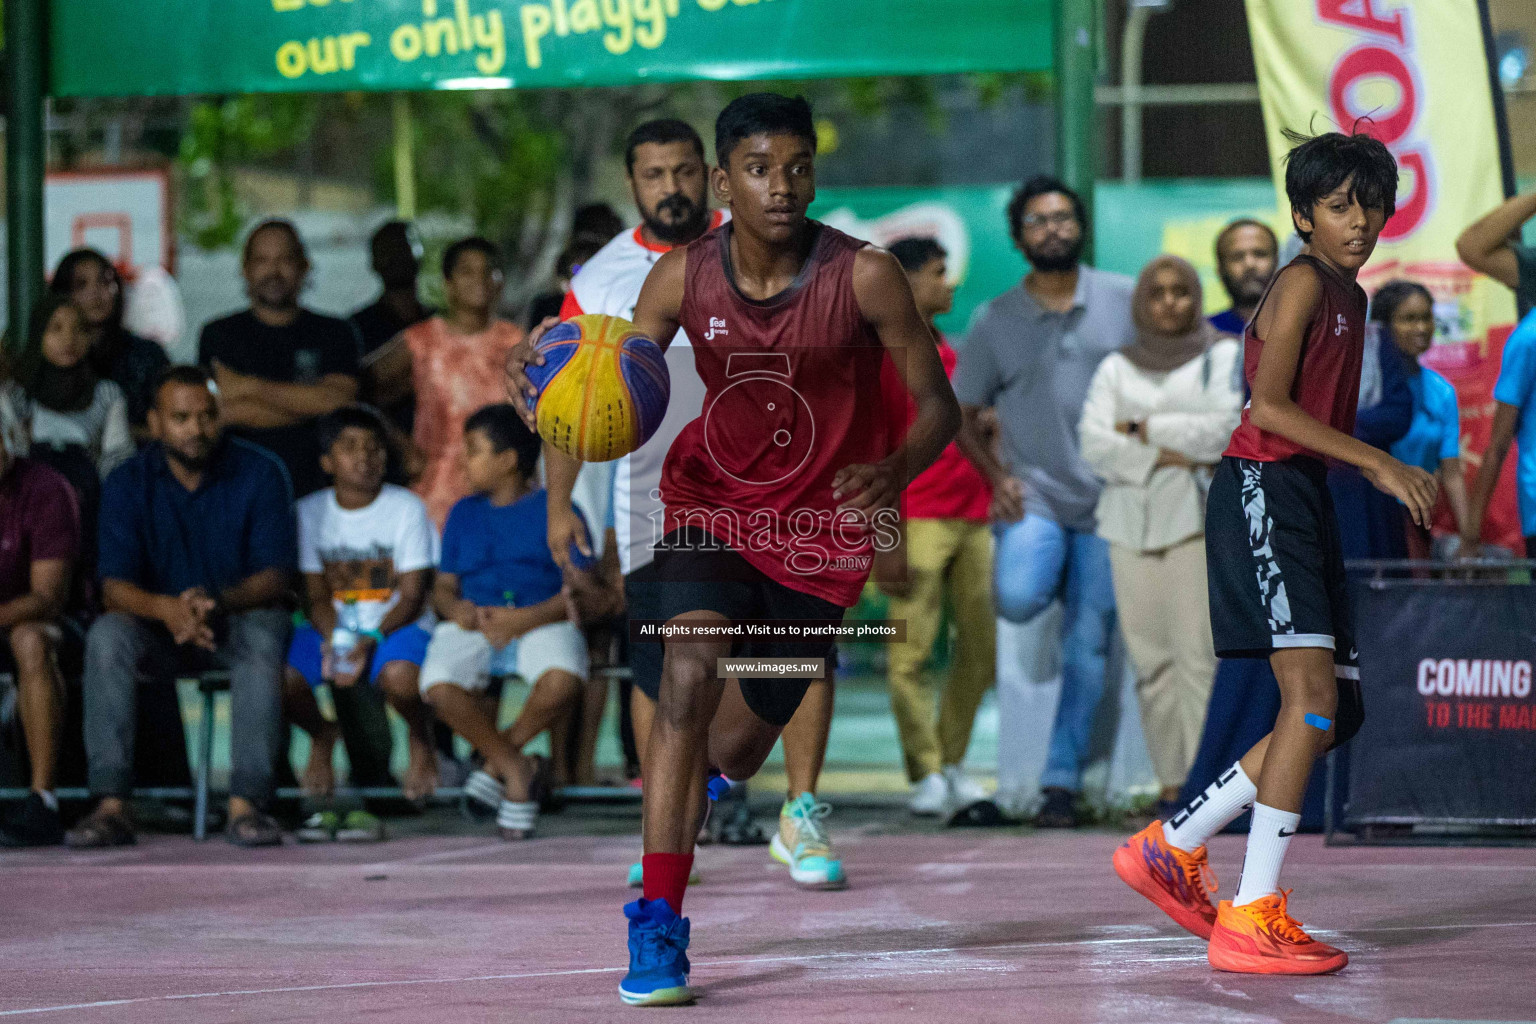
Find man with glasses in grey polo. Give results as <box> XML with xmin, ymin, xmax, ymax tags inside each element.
<box><xmin>953</xmin><ymin>175</ymin><xmax>1136</xmax><ymax>827</ymax></box>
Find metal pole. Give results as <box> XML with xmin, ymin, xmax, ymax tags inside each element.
<box><xmin>1119</xmin><ymin>3</ymin><xmax>1151</xmax><ymax>184</ymax></box>
<box><xmin>1120</xmin><ymin>0</ymin><xmax>1173</xmax><ymax>185</ymax></box>
<box><xmin>1097</xmin><ymin>82</ymin><xmax>1260</xmax><ymax>105</ymax></box>
<box><xmin>1476</xmin><ymin>0</ymin><xmax>1517</xmax><ymax>200</ymax></box>
<box><xmin>5</xmin><ymin>0</ymin><xmax>47</xmax><ymax>351</ymax></box>
<box><xmin>392</xmin><ymin>93</ymin><xmax>418</xmax><ymax>220</ymax></box>
<box><xmin>1055</xmin><ymin>0</ymin><xmax>1098</xmax><ymax>264</ymax></box>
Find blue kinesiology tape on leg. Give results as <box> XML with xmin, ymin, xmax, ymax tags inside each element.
<box><xmin>1304</xmin><ymin>713</ymin><xmax>1333</xmax><ymax>731</ymax></box>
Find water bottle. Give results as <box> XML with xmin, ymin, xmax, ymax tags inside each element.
<box><xmin>330</xmin><ymin>600</ymin><xmax>362</xmax><ymax>675</ymax></box>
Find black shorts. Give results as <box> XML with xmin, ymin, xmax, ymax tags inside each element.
<box><xmin>631</xmin><ymin>527</ymin><xmax>843</xmax><ymax>728</ymax></box>
<box><xmin>623</xmin><ymin>560</ymin><xmax>666</xmax><ymax>706</ymax></box>
<box><xmin>1205</xmin><ymin>456</ymin><xmax>1359</xmax><ymax>681</ymax></box>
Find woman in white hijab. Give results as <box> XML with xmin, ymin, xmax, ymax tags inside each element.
<box><xmin>1079</xmin><ymin>255</ymin><xmax>1243</xmax><ymax>815</ymax></box>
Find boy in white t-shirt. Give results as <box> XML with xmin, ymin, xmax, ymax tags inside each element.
<box><xmin>284</xmin><ymin>405</ymin><xmax>440</xmax><ymax>807</ymax></box>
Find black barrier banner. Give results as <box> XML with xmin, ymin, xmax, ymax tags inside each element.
<box><xmin>1349</xmin><ymin>582</ymin><xmax>1536</xmax><ymax>825</ymax></box>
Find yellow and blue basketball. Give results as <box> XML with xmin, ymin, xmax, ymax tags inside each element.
<box><xmin>526</xmin><ymin>314</ymin><xmax>670</xmax><ymax>463</ymax></box>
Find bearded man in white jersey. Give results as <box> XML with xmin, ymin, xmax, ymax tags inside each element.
<box><xmin>556</xmin><ymin>119</ymin><xmax>846</xmax><ymax>890</ymax></box>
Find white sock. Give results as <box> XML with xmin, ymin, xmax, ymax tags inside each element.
<box><xmin>1233</xmin><ymin>802</ymin><xmax>1301</xmax><ymax>907</ymax></box>
<box><xmin>36</xmin><ymin>790</ymin><xmax>58</xmax><ymax>812</ymax></box>
<box><xmin>1163</xmin><ymin>762</ymin><xmax>1257</xmax><ymax>852</ymax></box>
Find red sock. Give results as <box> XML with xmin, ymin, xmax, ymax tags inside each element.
<box><xmin>642</xmin><ymin>852</ymin><xmax>695</xmax><ymax>916</ymax></box>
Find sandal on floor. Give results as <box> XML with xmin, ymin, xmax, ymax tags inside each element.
<box><xmin>226</xmin><ymin>812</ymin><xmax>283</xmax><ymax>848</ymax></box>
<box><xmin>946</xmin><ymin>798</ymin><xmax>1005</xmax><ymax>828</ymax></box>
<box><xmin>64</xmin><ymin>811</ymin><xmax>136</xmax><ymax>850</ymax></box>
<box><xmin>528</xmin><ymin>755</ymin><xmax>560</xmax><ymax>813</ymax></box>
<box><xmin>496</xmin><ymin>800</ymin><xmax>538</xmax><ymax>840</ymax></box>
<box><xmin>465</xmin><ymin>769</ymin><xmax>502</xmax><ymax>812</ymax></box>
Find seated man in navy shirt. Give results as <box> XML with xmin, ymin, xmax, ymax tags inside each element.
<box><xmin>67</xmin><ymin>367</ymin><xmax>297</xmax><ymax>849</ymax></box>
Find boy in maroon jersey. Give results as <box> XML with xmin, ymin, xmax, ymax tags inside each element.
<box><xmin>1113</xmin><ymin>130</ymin><xmax>1437</xmax><ymax>975</ymax></box>
<box><xmin>510</xmin><ymin>94</ymin><xmax>958</xmax><ymax>1005</ymax></box>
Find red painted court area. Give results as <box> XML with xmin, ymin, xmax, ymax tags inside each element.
<box><xmin>5</xmin><ymin>818</ymin><xmax>1535</xmax><ymax>1023</ymax></box>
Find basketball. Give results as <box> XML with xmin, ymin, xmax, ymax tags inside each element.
<box><xmin>525</xmin><ymin>313</ymin><xmax>671</xmax><ymax>463</ymax></box>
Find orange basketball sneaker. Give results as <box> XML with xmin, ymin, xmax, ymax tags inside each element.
<box><xmin>1112</xmin><ymin>820</ymin><xmax>1218</xmax><ymax>939</ymax></box>
<box><xmin>1207</xmin><ymin>891</ymin><xmax>1349</xmax><ymax>975</ymax></box>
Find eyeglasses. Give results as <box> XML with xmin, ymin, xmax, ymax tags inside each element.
<box><xmin>1021</xmin><ymin>211</ymin><xmax>1078</xmax><ymax>230</ymax></box>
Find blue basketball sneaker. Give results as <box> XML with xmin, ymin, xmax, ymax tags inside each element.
<box><xmin>619</xmin><ymin>898</ymin><xmax>696</xmax><ymax>1006</ymax></box>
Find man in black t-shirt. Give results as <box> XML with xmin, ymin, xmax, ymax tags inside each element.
<box><xmin>348</xmin><ymin>221</ymin><xmax>433</xmax><ymax>435</ymax></box>
<box><xmin>349</xmin><ymin>221</ymin><xmax>434</xmax><ymax>356</ymax></box>
<box><xmin>199</xmin><ymin>220</ymin><xmax>361</xmax><ymax>498</ymax></box>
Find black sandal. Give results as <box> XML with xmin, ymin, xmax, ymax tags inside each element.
<box><xmin>947</xmin><ymin>798</ymin><xmax>1005</xmax><ymax>828</ymax></box>
<box><xmin>64</xmin><ymin>811</ymin><xmax>136</xmax><ymax>849</ymax></box>
<box><xmin>528</xmin><ymin>755</ymin><xmax>561</xmax><ymax>813</ymax></box>
<box><xmin>226</xmin><ymin>811</ymin><xmax>283</xmax><ymax>848</ymax></box>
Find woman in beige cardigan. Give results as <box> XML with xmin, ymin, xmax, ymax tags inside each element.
<box><xmin>1079</xmin><ymin>255</ymin><xmax>1243</xmax><ymax>813</ymax></box>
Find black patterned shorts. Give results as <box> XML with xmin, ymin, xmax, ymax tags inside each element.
<box><xmin>1204</xmin><ymin>456</ymin><xmax>1358</xmax><ymax>681</ymax></box>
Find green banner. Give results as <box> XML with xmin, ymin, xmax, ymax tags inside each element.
<box><xmin>50</xmin><ymin>0</ymin><xmax>1051</xmax><ymax>99</ymax></box>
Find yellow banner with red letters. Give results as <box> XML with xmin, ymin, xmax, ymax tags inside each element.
<box><xmin>1245</xmin><ymin>0</ymin><xmax>1522</xmax><ymax>550</ymax></box>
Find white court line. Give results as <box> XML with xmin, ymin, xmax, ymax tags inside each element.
<box><xmin>386</xmin><ymin>841</ymin><xmax>520</xmax><ymax>864</ymax></box>
<box><xmin>10</xmin><ymin>859</ymin><xmax>1535</xmax><ymax>877</ymax></box>
<box><xmin>0</xmin><ymin>865</ymin><xmax>734</xmax><ymax>877</ymax></box>
<box><xmin>910</xmin><ymin>861</ymin><xmax>1536</xmax><ymax>873</ymax></box>
<box><xmin>4</xmin><ymin>919</ymin><xmax>1533</xmax><ymax>1018</ymax></box>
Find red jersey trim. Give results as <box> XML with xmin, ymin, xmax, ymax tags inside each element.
<box><xmin>558</xmin><ymin>290</ymin><xmax>583</xmax><ymax>319</ymax></box>
<box><xmin>630</xmin><ymin>210</ymin><xmax>726</xmax><ymax>255</ymax></box>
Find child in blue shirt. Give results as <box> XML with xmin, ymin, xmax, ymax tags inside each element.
<box><xmin>1374</xmin><ymin>281</ymin><xmax>1473</xmax><ymax>548</ymax></box>
<box><xmin>420</xmin><ymin>404</ymin><xmax>591</xmax><ymax>839</ymax></box>
<box><xmin>1464</xmin><ymin>306</ymin><xmax>1536</xmax><ymax>557</ymax></box>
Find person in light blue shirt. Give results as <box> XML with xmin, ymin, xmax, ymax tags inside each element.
<box><xmin>1465</xmin><ymin>305</ymin><xmax>1536</xmax><ymax>558</ymax></box>
<box><xmin>1374</xmin><ymin>281</ymin><xmax>1472</xmax><ymax>547</ymax></box>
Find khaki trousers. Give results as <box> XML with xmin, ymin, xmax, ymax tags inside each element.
<box><xmin>886</xmin><ymin>518</ymin><xmax>996</xmax><ymax>783</ymax></box>
<box><xmin>1108</xmin><ymin>535</ymin><xmax>1216</xmax><ymax>790</ymax></box>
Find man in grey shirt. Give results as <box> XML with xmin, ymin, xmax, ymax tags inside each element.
<box><xmin>953</xmin><ymin>176</ymin><xmax>1135</xmax><ymax>827</ymax></box>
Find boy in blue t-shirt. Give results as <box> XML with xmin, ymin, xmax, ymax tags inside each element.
<box><xmin>420</xmin><ymin>404</ymin><xmax>590</xmax><ymax>839</ymax></box>
<box><xmin>1464</xmin><ymin>308</ymin><xmax>1536</xmax><ymax>557</ymax></box>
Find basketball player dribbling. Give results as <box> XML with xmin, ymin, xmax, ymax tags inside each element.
<box><xmin>558</xmin><ymin>117</ymin><xmax>855</xmax><ymax>892</ymax></box>
<box><xmin>510</xmin><ymin>93</ymin><xmax>960</xmax><ymax>1006</ymax></box>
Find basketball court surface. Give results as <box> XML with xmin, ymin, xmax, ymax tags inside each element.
<box><xmin>6</xmin><ymin>806</ymin><xmax>1534</xmax><ymax>1023</ymax></box>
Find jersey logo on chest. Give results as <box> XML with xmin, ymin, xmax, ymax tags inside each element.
<box><xmin>1335</xmin><ymin>313</ymin><xmax>1348</xmax><ymax>337</ymax></box>
<box><xmin>704</xmin><ymin>317</ymin><xmax>729</xmax><ymax>341</ymax></box>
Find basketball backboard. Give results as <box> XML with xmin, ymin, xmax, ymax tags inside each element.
<box><xmin>45</xmin><ymin>168</ymin><xmax>173</xmax><ymax>280</ymax></box>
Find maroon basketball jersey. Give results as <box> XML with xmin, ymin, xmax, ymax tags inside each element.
<box><xmin>659</xmin><ymin>221</ymin><xmax>887</xmax><ymax>607</ymax></box>
<box><xmin>1225</xmin><ymin>254</ymin><xmax>1369</xmax><ymax>462</ymax></box>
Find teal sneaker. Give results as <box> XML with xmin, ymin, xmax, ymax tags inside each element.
<box><xmin>618</xmin><ymin>898</ymin><xmax>695</xmax><ymax>1006</ymax></box>
<box><xmin>769</xmin><ymin>793</ymin><xmax>847</xmax><ymax>890</ymax></box>
<box><xmin>628</xmin><ymin>860</ymin><xmax>702</xmax><ymax>888</ymax></box>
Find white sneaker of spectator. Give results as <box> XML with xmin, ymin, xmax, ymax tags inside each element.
<box><xmin>992</xmin><ymin>786</ymin><xmax>1032</xmax><ymax>821</ymax></box>
<box><xmin>908</xmin><ymin>772</ymin><xmax>949</xmax><ymax>816</ymax></box>
<box><xmin>943</xmin><ymin>766</ymin><xmax>990</xmax><ymax>807</ymax></box>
